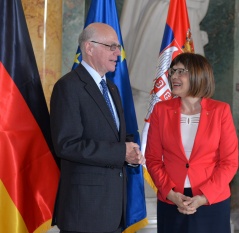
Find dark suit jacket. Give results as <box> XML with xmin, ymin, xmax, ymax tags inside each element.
<box><xmin>50</xmin><ymin>64</ymin><xmax>128</xmax><ymax>232</ymax></box>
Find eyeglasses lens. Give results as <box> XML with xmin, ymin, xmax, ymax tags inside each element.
<box><xmin>168</xmin><ymin>68</ymin><xmax>187</xmax><ymax>76</ymax></box>
<box><xmin>110</xmin><ymin>44</ymin><xmax>121</xmax><ymax>51</ymax></box>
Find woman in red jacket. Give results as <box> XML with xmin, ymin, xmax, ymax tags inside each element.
<box><xmin>145</xmin><ymin>53</ymin><xmax>238</xmax><ymax>233</ymax></box>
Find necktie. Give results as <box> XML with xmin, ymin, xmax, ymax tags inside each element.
<box><xmin>100</xmin><ymin>79</ymin><xmax>117</xmax><ymax>126</ymax></box>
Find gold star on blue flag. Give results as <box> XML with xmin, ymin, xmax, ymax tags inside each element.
<box><xmin>72</xmin><ymin>47</ymin><xmax>81</xmax><ymax>70</ymax></box>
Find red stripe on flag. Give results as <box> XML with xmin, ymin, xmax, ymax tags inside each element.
<box><xmin>167</xmin><ymin>0</ymin><xmax>192</xmax><ymax>49</ymax></box>
<box><xmin>141</xmin><ymin>0</ymin><xmax>194</xmax><ymax>156</ymax></box>
<box><xmin>0</xmin><ymin>62</ymin><xmax>59</xmax><ymax>232</ymax></box>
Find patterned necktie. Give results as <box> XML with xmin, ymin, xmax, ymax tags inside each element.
<box><xmin>100</xmin><ymin>79</ymin><xmax>117</xmax><ymax>126</ymax></box>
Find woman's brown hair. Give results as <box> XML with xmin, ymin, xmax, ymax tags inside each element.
<box><xmin>169</xmin><ymin>53</ymin><xmax>215</xmax><ymax>98</ymax></box>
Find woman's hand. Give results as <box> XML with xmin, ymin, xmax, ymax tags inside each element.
<box><xmin>167</xmin><ymin>190</ymin><xmax>208</xmax><ymax>215</ymax></box>
<box><xmin>167</xmin><ymin>189</ymin><xmax>194</xmax><ymax>213</ymax></box>
<box><xmin>178</xmin><ymin>194</ymin><xmax>208</xmax><ymax>215</ymax></box>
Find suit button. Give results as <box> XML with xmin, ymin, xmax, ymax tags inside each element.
<box><xmin>186</xmin><ymin>163</ymin><xmax>189</xmax><ymax>168</ymax></box>
<box><xmin>119</xmin><ymin>172</ymin><xmax>123</xmax><ymax>177</ymax></box>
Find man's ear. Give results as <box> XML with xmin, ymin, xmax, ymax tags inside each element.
<box><xmin>85</xmin><ymin>41</ymin><xmax>93</xmax><ymax>56</ymax></box>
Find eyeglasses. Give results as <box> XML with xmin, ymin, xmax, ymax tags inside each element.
<box><xmin>90</xmin><ymin>41</ymin><xmax>121</xmax><ymax>51</ymax></box>
<box><xmin>168</xmin><ymin>68</ymin><xmax>189</xmax><ymax>77</ymax></box>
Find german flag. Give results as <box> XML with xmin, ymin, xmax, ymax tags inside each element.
<box><xmin>0</xmin><ymin>0</ymin><xmax>60</xmax><ymax>232</ymax></box>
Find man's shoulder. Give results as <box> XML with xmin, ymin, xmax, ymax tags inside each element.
<box><xmin>56</xmin><ymin>64</ymin><xmax>88</xmax><ymax>85</ymax></box>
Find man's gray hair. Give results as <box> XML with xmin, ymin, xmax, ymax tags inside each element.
<box><xmin>78</xmin><ymin>26</ymin><xmax>96</xmax><ymax>52</ymax></box>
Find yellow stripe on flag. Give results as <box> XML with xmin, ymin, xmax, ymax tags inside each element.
<box><xmin>122</xmin><ymin>218</ymin><xmax>148</xmax><ymax>233</ymax></box>
<box><xmin>0</xmin><ymin>180</ymin><xmax>28</xmax><ymax>233</ymax></box>
<box><xmin>33</xmin><ymin>219</ymin><xmax>52</xmax><ymax>233</ymax></box>
<box><xmin>143</xmin><ymin>166</ymin><xmax>157</xmax><ymax>193</ymax></box>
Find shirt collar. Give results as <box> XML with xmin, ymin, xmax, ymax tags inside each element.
<box><xmin>81</xmin><ymin>60</ymin><xmax>104</xmax><ymax>87</ymax></box>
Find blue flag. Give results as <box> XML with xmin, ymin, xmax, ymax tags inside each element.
<box><xmin>72</xmin><ymin>0</ymin><xmax>147</xmax><ymax>232</ymax></box>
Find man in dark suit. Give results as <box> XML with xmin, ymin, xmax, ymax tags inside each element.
<box><xmin>50</xmin><ymin>23</ymin><xmax>145</xmax><ymax>233</ymax></box>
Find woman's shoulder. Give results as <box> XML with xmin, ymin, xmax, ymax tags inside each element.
<box><xmin>202</xmin><ymin>98</ymin><xmax>230</xmax><ymax>110</ymax></box>
<box><xmin>155</xmin><ymin>97</ymin><xmax>180</xmax><ymax>108</ymax></box>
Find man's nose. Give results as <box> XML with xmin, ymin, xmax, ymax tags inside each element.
<box><xmin>115</xmin><ymin>47</ymin><xmax>121</xmax><ymax>56</ymax></box>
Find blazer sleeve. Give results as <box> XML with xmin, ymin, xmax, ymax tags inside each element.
<box><xmin>199</xmin><ymin>103</ymin><xmax>238</xmax><ymax>204</ymax></box>
<box><xmin>145</xmin><ymin>104</ymin><xmax>176</xmax><ymax>200</ymax></box>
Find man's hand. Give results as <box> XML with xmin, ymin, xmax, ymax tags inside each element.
<box><xmin>125</xmin><ymin>142</ymin><xmax>145</xmax><ymax>165</ymax></box>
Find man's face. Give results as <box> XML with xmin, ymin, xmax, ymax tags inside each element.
<box><xmin>88</xmin><ymin>28</ymin><xmax>121</xmax><ymax>76</ymax></box>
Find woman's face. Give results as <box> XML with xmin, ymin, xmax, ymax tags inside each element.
<box><xmin>170</xmin><ymin>62</ymin><xmax>190</xmax><ymax>98</ymax></box>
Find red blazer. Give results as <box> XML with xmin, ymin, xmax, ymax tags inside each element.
<box><xmin>145</xmin><ymin>97</ymin><xmax>238</xmax><ymax>205</ymax></box>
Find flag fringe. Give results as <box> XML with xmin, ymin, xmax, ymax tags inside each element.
<box><xmin>143</xmin><ymin>167</ymin><xmax>157</xmax><ymax>193</ymax></box>
<box><xmin>33</xmin><ymin>219</ymin><xmax>52</xmax><ymax>233</ymax></box>
<box><xmin>123</xmin><ymin>218</ymin><xmax>148</xmax><ymax>233</ymax></box>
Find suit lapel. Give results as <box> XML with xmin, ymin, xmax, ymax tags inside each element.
<box><xmin>107</xmin><ymin>81</ymin><xmax>122</xmax><ymax>122</ymax></box>
<box><xmin>107</xmin><ymin>81</ymin><xmax>127</xmax><ymax>142</ymax></box>
<box><xmin>168</xmin><ymin>106</ymin><xmax>186</xmax><ymax>157</ymax></box>
<box><xmin>190</xmin><ymin>99</ymin><xmax>215</xmax><ymax>158</ymax></box>
<box><xmin>75</xmin><ymin>65</ymin><xmax>119</xmax><ymax>139</ymax></box>
<box><xmin>86</xmin><ymin>83</ymin><xmax>119</xmax><ymax>139</ymax></box>
<box><xmin>167</xmin><ymin>98</ymin><xmax>216</xmax><ymax>161</ymax></box>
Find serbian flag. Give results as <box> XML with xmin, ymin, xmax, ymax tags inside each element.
<box><xmin>141</xmin><ymin>0</ymin><xmax>194</xmax><ymax>158</ymax></box>
<box><xmin>0</xmin><ymin>0</ymin><xmax>60</xmax><ymax>232</ymax></box>
<box><xmin>72</xmin><ymin>0</ymin><xmax>147</xmax><ymax>232</ymax></box>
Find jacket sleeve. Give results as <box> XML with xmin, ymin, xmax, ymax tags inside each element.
<box><xmin>199</xmin><ymin>103</ymin><xmax>238</xmax><ymax>204</ymax></box>
<box><xmin>145</xmin><ymin>104</ymin><xmax>176</xmax><ymax>201</ymax></box>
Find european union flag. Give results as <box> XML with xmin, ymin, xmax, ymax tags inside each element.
<box><xmin>72</xmin><ymin>0</ymin><xmax>147</xmax><ymax>232</ymax></box>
